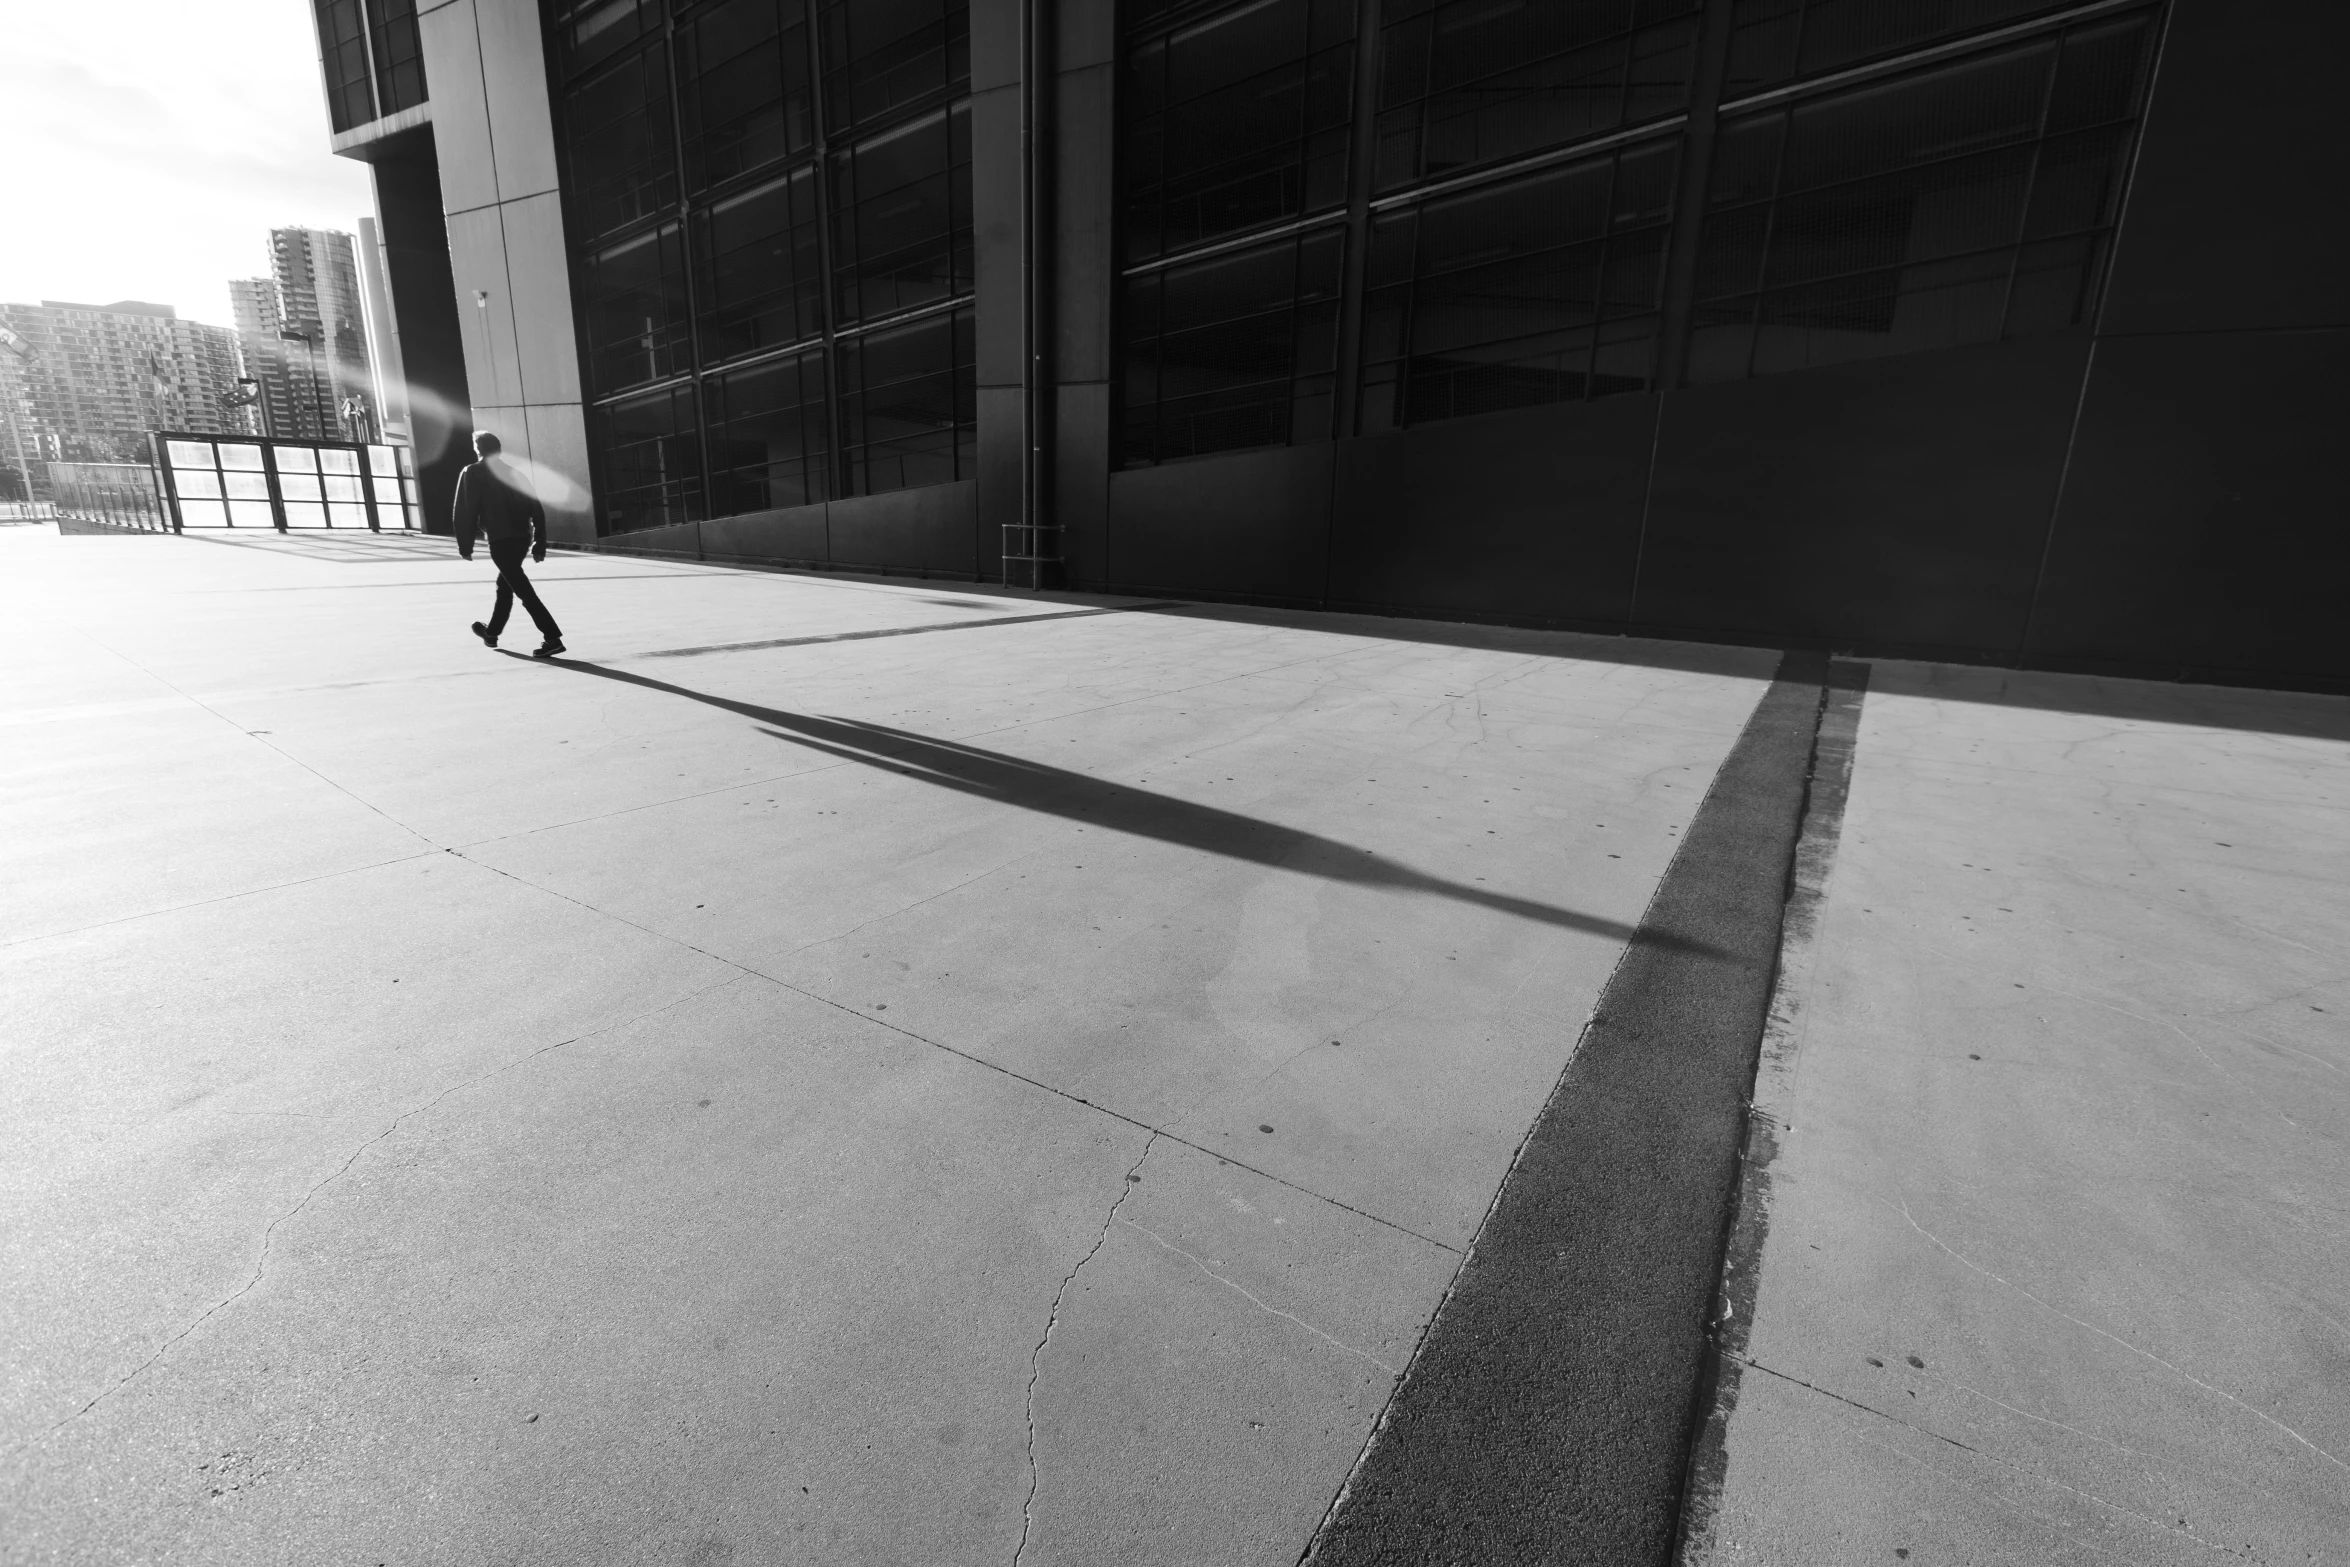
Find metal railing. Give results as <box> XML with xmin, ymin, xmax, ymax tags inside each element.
<box><xmin>46</xmin><ymin>461</ymin><xmax>172</xmax><ymax>531</ymax></box>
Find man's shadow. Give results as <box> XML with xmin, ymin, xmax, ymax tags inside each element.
<box><xmin>509</xmin><ymin>653</ymin><xmax>1717</xmax><ymax>954</ymax></box>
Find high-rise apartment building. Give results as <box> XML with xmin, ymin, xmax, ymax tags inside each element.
<box><xmin>231</xmin><ymin>228</ymin><xmax>380</xmax><ymax>441</ymax></box>
<box><xmin>315</xmin><ymin>0</ymin><xmax>2347</xmax><ymax>692</ymax></box>
<box><xmin>0</xmin><ymin>299</ymin><xmax>253</xmax><ymax>465</ymax></box>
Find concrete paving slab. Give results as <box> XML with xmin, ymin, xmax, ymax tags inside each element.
<box><xmin>1688</xmin><ymin>662</ymin><xmax>2350</xmax><ymax>1565</ymax></box>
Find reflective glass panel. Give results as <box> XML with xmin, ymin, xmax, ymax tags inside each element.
<box><xmin>165</xmin><ymin>440</ymin><xmax>213</xmax><ymax>468</ymax></box>
<box><xmin>218</xmin><ymin>444</ymin><xmax>266</xmax><ymax>470</ymax></box>
<box><xmin>582</xmin><ymin>223</ymin><xmax>693</xmax><ymax>391</ymax></box>
<box><xmin>321</xmin><ymin>448</ymin><xmax>362</xmax><ymax>475</ymax></box>
<box><xmin>837</xmin><ymin>308</ymin><xmax>973</xmax><ymax>494</ymax></box>
<box><xmin>830</xmin><ymin>104</ymin><xmax>972</xmax><ymax>323</ymax></box>
<box><xmin>1123</xmin><ymin>229</ymin><xmax>1344</xmax><ymax>464</ymax></box>
<box><xmin>228</xmin><ymin>500</ymin><xmax>276</xmax><ymax>528</ymax></box>
<box><xmin>816</xmin><ymin>0</ymin><xmax>969</xmax><ymax>135</ymax></box>
<box><xmin>1123</xmin><ymin>0</ymin><xmax>1355</xmax><ymax>264</ymax></box>
<box><xmin>566</xmin><ymin>41</ymin><xmax>679</xmax><ymax>240</ymax></box>
<box><xmin>284</xmin><ymin>503</ymin><xmax>328</xmax><ymax>529</ymax></box>
<box><xmin>695</xmin><ymin>167</ymin><xmax>825</xmax><ymax>361</ymax></box>
<box><xmin>325</xmin><ymin>474</ymin><xmax>365</xmax><ymax>502</ymax></box>
<box><xmin>180</xmin><ymin>500</ymin><xmax>228</xmax><ymax>528</ymax></box>
<box><xmin>276</xmin><ymin>445</ymin><xmax>320</xmax><ymax>472</ymax></box>
<box><xmin>599</xmin><ymin>383</ymin><xmax>705</xmax><ymax>531</ymax></box>
<box><xmin>175</xmin><ymin>470</ymin><xmax>223</xmax><ymax>500</ymax></box>
<box><xmin>371</xmin><ymin>476</ymin><xmax>402</xmax><ymax>507</ymax></box>
<box><xmin>1686</xmin><ymin>15</ymin><xmax>2152</xmax><ymax>385</ymax></box>
<box><xmin>367</xmin><ymin>444</ymin><xmax>396</xmax><ymax>474</ymax></box>
<box><xmin>681</xmin><ymin>0</ymin><xmax>816</xmax><ymax>191</ymax></box>
<box><xmin>707</xmin><ymin>347</ymin><xmax>832</xmax><ymax>514</ymax></box>
<box><xmin>224</xmin><ymin>470</ymin><xmax>272</xmax><ymax>500</ymax></box>
<box><xmin>1375</xmin><ymin>0</ymin><xmax>1701</xmax><ymax>192</ymax></box>
<box><xmin>330</xmin><ymin>503</ymin><xmax>372</xmax><ymax>529</ymax></box>
<box><xmin>280</xmin><ymin>474</ymin><xmax>324</xmax><ymax>503</ymax></box>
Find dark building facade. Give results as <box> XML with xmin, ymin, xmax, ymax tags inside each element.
<box><xmin>319</xmin><ymin>0</ymin><xmax>2349</xmax><ymax>691</ymax></box>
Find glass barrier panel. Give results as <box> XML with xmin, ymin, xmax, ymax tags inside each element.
<box><xmin>329</xmin><ymin>502</ymin><xmax>372</xmax><ymax>529</ymax></box>
<box><xmin>219</xmin><ymin>444</ymin><xmax>267</xmax><ymax>470</ymax></box>
<box><xmin>280</xmin><ymin>473</ymin><xmax>324</xmax><ymax>503</ymax></box>
<box><xmin>320</xmin><ymin>448</ymin><xmax>362</xmax><ymax>475</ymax></box>
<box><xmin>165</xmin><ymin>440</ymin><xmax>214</xmax><ymax>468</ymax></box>
<box><xmin>180</xmin><ymin>499</ymin><xmax>228</xmax><ymax>527</ymax></box>
<box><xmin>283</xmin><ymin>503</ymin><xmax>327</xmax><ymax>529</ymax></box>
<box><xmin>224</xmin><ymin>471</ymin><xmax>271</xmax><ymax>500</ymax></box>
<box><xmin>368</xmin><ymin>444</ymin><xmax>396</xmax><ymax>474</ymax></box>
<box><xmin>404</xmin><ymin>503</ymin><xmax>424</xmax><ymax>528</ymax></box>
<box><xmin>276</xmin><ymin>445</ymin><xmax>320</xmax><ymax>472</ymax></box>
<box><xmin>175</xmin><ymin>470</ymin><xmax>224</xmax><ymax>499</ymax></box>
<box><xmin>395</xmin><ymin>446</ymin><xmax>415</xmax><ymax>476</ymax></box>
<box><xmin>323</xmin><ymin>474</ymin><xmax>364</xmax><ymax>502</ymax></box>
<box><xmin>368</xmin><ymin>476</ymin><xmax>400</xmax><ymax>506</ymax></box>
<box><xmin>228</xmin><ymin>500</ymin><xmax>276</xmax><ymax>528</ymax></box>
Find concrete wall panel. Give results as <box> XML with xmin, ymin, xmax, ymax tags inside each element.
<box><xmin>2100</xmin><ymin>0</ymin><xmax>2350</xmax><ymax>337</ymax></box>
<box><xmin>1328</xmin><ymin>396</ymin><xmax>1658</xmax><ymax>627</ymax></box>
<box><xmin>701</xmin><ymin>504</ymin><xmax>831</xmax><ymax>564</ymax></box>
<box><xmin>1639</xmin><ymin>337</ymin><xmax>2089</xmax><ymax>653</ymax></box>
<box><xmin>827</xmin><ymin>482</ymin><xmax>981</xmax><ymax>575</ymax></box>
<box><xmin>476</xmin><ymin>0</ymin><xmax>563</xmax><ymax>203</ymax></box>
<box><xmin>2028</xmin><ymin>328</ymin><xmax>2350</xmax><ymax>685</ymax></box>
<box><xmin>500</xmin><ymin>193</ymin><xmax>583</xmax><ymax>405</ymax></box>
<box><xmin>443</xmin><ymin>205</ymin><xmax>524</xmax><ymax>408</ymax></box>
<box><xmin>418</xmin><ymin>0</ymin><xmax>498</xmax><ymax>215</ymax></box>
<box><xmin>1055</xmin><ymin>382</ymin><xmax>1111</xmax><ymax>588</ymax></box>
<box><xmin>522</xmin><ymin>402</ymin><xmax>595</xmax><ymax>545</ymax></box>
<box><xmin>1108</xmin><ymin>446</ymin><xmax>1334</xmax><ymax>603</ymax></box>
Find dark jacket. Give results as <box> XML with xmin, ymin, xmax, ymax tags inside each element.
<box><xmin>452</xmin><ymin>457</ymin><xmax>545</xmax><ymax>553</ymax></box>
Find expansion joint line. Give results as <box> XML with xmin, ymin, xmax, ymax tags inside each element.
<box><xmin>1015</xmin><ymin>1134</ymin><xmax>1159</xmax><ymax>1567</ymax></box>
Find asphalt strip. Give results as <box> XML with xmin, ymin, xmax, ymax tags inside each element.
<box><xmin>1303</xmin><ymin>649</ymin><xmax>1861</xmax><ymax>1567</ymax></box>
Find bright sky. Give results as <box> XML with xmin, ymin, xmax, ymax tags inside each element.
<box><xmin>0</xmin><ymin>0</ymin><xmax>377</xmax><ymax>328</ymax></box>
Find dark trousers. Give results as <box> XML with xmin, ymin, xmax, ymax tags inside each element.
<box><xmin>487</xmin><ymin>539</ymin><xmax>561</xmax><ymax>642</ymax></box>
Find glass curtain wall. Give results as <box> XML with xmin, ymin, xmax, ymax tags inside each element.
<box><xmin>551</xmin><ymin>0</ymin><xmax>975</xmax><ymax>537</ymax></box>
<box><xmin>314</xmin><ymin>0</ymin><xmax>429</xmax><ymax>132</ymax></box>
<box><xmin>1117</xmin><ymin>0</ymin><xmax>2161</xmax><ymax>461</ymax></box>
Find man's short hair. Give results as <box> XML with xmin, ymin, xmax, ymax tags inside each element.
<box><xmin>473</xmin><ymin>431</ymin><xmax>502</xmax><ymax>455</ymax></box>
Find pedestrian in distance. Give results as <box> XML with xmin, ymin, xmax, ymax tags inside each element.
<box><xmin>454</xmin><ymin>431</ymin><xmax>565</xmax><ymax>659</ymax></box>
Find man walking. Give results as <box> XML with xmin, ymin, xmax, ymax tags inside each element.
<box><xmin>454</xmin><ymin>431</ymin><xmax>565</xmax><ymax>658</ymax></box>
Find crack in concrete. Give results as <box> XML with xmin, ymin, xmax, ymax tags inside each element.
<box><xmin>1015</xmin><ymin>1134</ymin><xmax>1158</xmax><ymax>1567</ymax></box>
<box><xmin>1119</xmin><ymin>1216</ymin><xmax>1398</xmax><ymax>1375</ymax></box>
<box><xmin>1886</xmin><ymin>1194</ymin><xmax>2350</xmax><ymax>1476</ymax></box>
<box><xmin>32</xmin><ymin>971</ymin><xmax>748</xmax><ymax>1448</ymax></box>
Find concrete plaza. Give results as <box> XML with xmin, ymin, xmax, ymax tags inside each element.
<box><xmin>2</xmin><ymin>526</ymin><xmax>2343</xmax><ymax>1565</ymax></box>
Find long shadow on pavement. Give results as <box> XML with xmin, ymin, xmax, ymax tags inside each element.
<box><xmin>518</xmin><ymin>653</ymin><xmax>1715</xmax><ymax>953</ymax></box>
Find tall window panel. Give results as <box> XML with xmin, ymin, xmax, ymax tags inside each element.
<box><xmin>817</xmin><ymin>0</ymin><xmax>970</xmax><ymax>134</ymax></box>
<box><xmin>694</xmin><ymin>167</ymin><xmax>824</xmax><ymax>363</ymax></box>
<box><xmin>1375</xmin><ymin>0</ymin><xmax>1702</xmax><ymax>192</ymax></box>
<box><xmin>601</xmin><ymin>383</ymin><xmax>704</xmax><ymax>532</ymax></box>
<box><xmin>556</xmin><ymin>0</ymin><xmax>975</xmax><ymax>534</ymax></box>
<box><xmin>580</xmin><ymin>223</ymin><xmax>693</xmax><ymax>393</ymax></box>
<box><xmin>371</xmin><ymin>0</ymin><xmax>427</xmax><ymax>115</ymax></box>
<box><xmin>837</xmin><ymin>309</ymin><xmax>976</xmax><ymax>494</ymax></box>
<box><xmin>1123</xmin><ymin>231</ymin><xmax>1343</xmax><ymax>465</ymax></box>
<box><xmin>566</xmin><ymin>41</ymin><xmax>680</xmax><ymax>240</ymax></box>
<box><xmin>315</xmin><ymin>0</ymin><xmax>374</xmax><ymax>132</ymax></box>
<box><xmin>1686</xmin><ymin>11</ymin><xmax>2156</xmax><ymax>385</ymax></box>
<box><xmin>707</xmin><ymin>350</ymin><xmax>831</xmax><ymax>513</ymax></box>
<box><xmin>679</xmin><ymin>0</ymin><xmax>815</xmax><ymax>192</ymax></box>
<box><xmin>1123</xmin><ymin>0</ymin><xmax>1356</xmax><ymax>265</ymax></box>
<box><xmin>1725</xmin><ymin>0</ymin><xmax>2085</xmax><ymax>96</ymax></box>
<box><xmin>1359</xmin><ymin>140</ymin><xmax>1678</xmax><ymax>431</ymax></box>
<box><xmin>830</xmin><ymin>104</ymin><xmax>974</xmax><ymax>324</ymax></box>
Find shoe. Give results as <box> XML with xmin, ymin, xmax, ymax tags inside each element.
<box><xmin>532</xmin><ymin>638</ymin><xmax>566</xmax><ymax>660</ymax></box>
<box><xmin>471</xmin><ymin>622</ymin><xmax>497</xmax><ymax>648</ymax></box>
